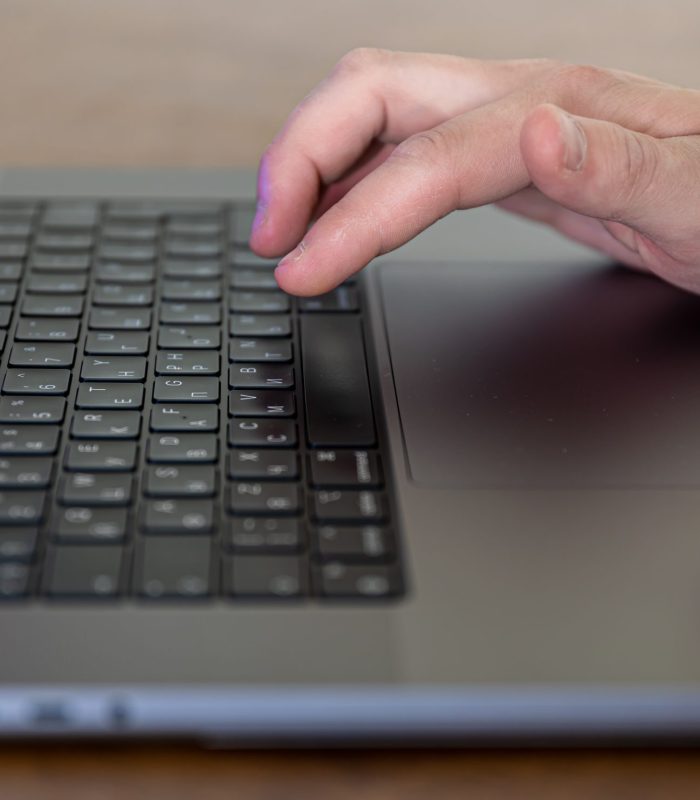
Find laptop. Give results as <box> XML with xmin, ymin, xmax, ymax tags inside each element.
<box><xmin>0</xmin><ymin>167</ymin><xmax>699</xmax><ymax>743</ymax></box>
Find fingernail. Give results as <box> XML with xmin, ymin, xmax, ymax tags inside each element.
<box><xmin>560</xmin><ymin>111</ymin><xmax>587</xmax><ymax>171</ymax></box>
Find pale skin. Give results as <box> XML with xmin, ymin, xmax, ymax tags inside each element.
<box><xmin>249</xmin><ymin>49</ymin><xmax>700</xmax><ymax>297</ymax></box>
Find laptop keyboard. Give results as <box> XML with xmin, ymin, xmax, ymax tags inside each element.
<box><xmin>0</xmin><ymin>199</ymin><xmax>404</xmax><ymax>602</ymax></box>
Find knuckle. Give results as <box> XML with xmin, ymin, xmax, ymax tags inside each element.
<box><xmin>612</xmin><ymin>132</ymin><xmax>660</xmax><ymax>219</ymax></box>
<box><xmin>392</xmin><ymin>126</ymin><xmax>459</xmax><ymax>168</ymax></box>
<box><xmin>547</xmin><ymin>62</ymin><xmax>616</xmax><ymax>96</ymax></box>
<box><xmin>333</xmin><ymin>47</ymin><xmax>392</xmax><ymax>77</ymax></box>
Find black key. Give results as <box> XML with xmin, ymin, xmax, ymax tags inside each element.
<box><xmin>227</xmin><ymin>482</ymin><xmax>301</xmax><ymax>515</ymax></box>
<box><xmin>228</xmin><ymin>364</ymin><xmax>294</xmax><ymax>389</ymax></box>
<box><xmin>0</xmin><ymin>527</ymin><xmax>38</xmax><ymax>561</ymax></box>
<box><xmin>315</xmin><ymin>562</ymin><xmax>401</xmax><ymax>598</ymax></box>
<box><xmin>9</xmin><ymin>343</ymin><xmax>75</xmax><ymax>368</ymax></box>
<box><xmin>59</xmin><ymin>473</ymin><xmax>133</xmax><ymax>506</ymax></box>
<box><xmin>35</xmin><ymin>233</ymin><xmax>93</xmax><ymax>252</ymax></box>
<box><xmin>100</xmin><ymin>244</ymin><xmax>156</xmax><ymax>263</ymax></box>
<box><xmin>15</xmin><ymin>318</ymin><xmax>80</xmax><ymax>342</ymax></box>
<box><xmin>229</xmin><ymin>389</ymin><xmax>295</xmax><ymax>417</ymax></box>
<box><xmin>95</xmin><ymin>262</ymin><xmax>156</xmax><ymax>284</ymax></box>
<box><xmin>26</xmin><ymin>272</ymin><xmax>88</xmax><ymax>294</ymax></box>
<box><xmin>314</xmin><ymin>525</ymin><xmax>395</xmax><ymax>562</ymax></box>
<box><xmin>141</xmin><ymin>499</ymin><xmax>214</xmax><ymax>534</ymax></box>
<box><xmin>143</xmin><ymin>465</ymin><xmax>216</xmax><ymax>497</ymax></box>
<box><xmin>153</xmin><ymin>377</ymin><xmax>219</xmax><ymax>403</ymax></box>
<box><xmin>227</xmin><ymin>450</ymin><xmax>298</xmax><ymax>481</ymax></box>
<box><xmin>230</xmin><ymin>205</ymin><xmax>255</xmax><ymax>246</ymax></box>
<box><xmin>312</xmin><ymin>490</ymin><xmax>387</xmax><ymax>523</ymax></box>
<box><xmin>230</xmin><ymin>314</ymin><xmax>291</xmax><ymax>337</ymax></box>
<box><xmin>0</xmin><ymin>307</ymin><xmax>11</xmax><ymax>328</ymax></box>
<box><xmin>165</xmin><ymin>239</ymin><xmax>221</xmax><ymax>258</ymax></box>
<box><xmin>230</xmin><ymin>269</ymin><xmax>278</xmax><ymax>290</ymax></box>
<box><xmin>45</xmin><ymin>546</ymin><xmax>122</xmax><ymax>598</ymax></box>
<box><xmin>149</xmin><ymin>404</ymin><xmax>218</xmax><ymax>432</ymax></box>
<box><xmin>93</xmin><ymin>284</ymin><xmax>154</xmax><ymax>307</ymax></box>
<box><xmin>300</xmin><ymin>315</ymin><xmax>375</xmax><ymax>446</ymax></box>
<box><xmin>162</xmin><ymin>259</ymin><xmax>222</xmax><ymax>279</ymax></box>
<box><xmin>0</xmin><ymin>457</ymin><xmax>53</xmax><ymax>488</ymax></box>
<box><xmin>76</xmin><ymin>382</ymin><xmax>144</xmax><ymax>410</ymax></box>
<box><xmin>0</xmin><ymin>396</ymin><xmax>65</xmax><ymax>424</ymax></box>
<box><xmin>102</xmin><ymin>224</ymin><xmax>158</xmax><ymax>243</ymax></box>
<box><xmin>226</xmin><ymin>555</ymin><xmax>306</xmax><ymax>599</ymax></box>
<box><xmin>0</xmin><ymin>283</ymin><xmax>18</xmax><ymax>303</ymax></box>
<box><xmin>84</xmin><ymin>331</ymin><xmax>150</xmax><ymax>355</ymax></box>
<box><xmin>308</xmin><ymin>450</ymin><xmax>383</xmax><ymax>487</ymax></box>
<box><xmin>0</xmin><ymin>262</ymin><xmax>22</xmax><ymax>280</ymax></box>
<box><xmin>137</xmin><ymin>537</ymin><xmax>212</xmax><ymax>599</ymax></box>
<box><xmin>2</xmin><ymin>369</ymin><xmax>71</xmax><ymax>395</ymax></box>
<box><xmin>42</xmin><ymin>204</ymin><xmax>98</xmax><ymax>231</ymax></box>
<box><xmin>80</xmin><ymin>356</ymin><xmax>147</xmax><ymax>382</ymax></box>
<box><xmin>0</xmin><ymin>426</ymin><xmax>60</xmax><ymax>455</ymax></box>
<box><xmin>158</xmin><ymin>326</ymin><xmax>220</xmax><ymax>350</ymax></box>
<box><xmin>228</xmin><ymin>419</ymin><xmax>297</xmax><ymax>448</ymax></box>
<box><xmin>155</xmin><ymin>351</ymin><xmax>220</xmax><ymax>376</ymax></box>
<box><xmin>30</xmin><ymin>253</ymin><xmax>91</xmax><ymax>272</ymax></box>
<box><xmin>227</xmin><ymin>518</ymin><xmax>303</xmax><ymax>553</ymax></box>
<box><xmin>147</xmin><ymin>433</ymin><xmax>217</xmax><ymax>463</ymax></box>
<box><xmin>0</xmin><ymin>242</ymin><xmax>26</xmax><ymax>259</ymax></box>
<box><xmin>160</xmin><ymin>302</ymin><xmax>221</xmax><ymax>325</ymax></box>
<box><xmin>161</xmin><ymin>279</ymin><xmax>221</xmax><ymax>301</ymax></box>
<box><xmin>71</xmin><ymin>410</ymin><xmax>141</xmax><ymax>440</ymax></box>
<box><xmin>21</xmin><ymin>294</ymin><xmax>84</xmax><ymax>317</ymax></box>
<box><xmin>0</xmin><ymin>490</ymin><xmax>46</xmax><ymax>524</ymax></box>
<box><xmin>51</xmin><ymin>507</ymin><xmax>128</xmax><ymax>542</ymax></box>
<box><xmin>64</xmin><ymin>441</ymin><xmax>137</xmax><ymax>472</ymax></box>
<box><xmin>229</xmin><ymin>339</ymin><xmax>292</xmax><ymax>363</ymax></box>
<box><xmin>299</xmin><ymin>287</ymin><xmax>358</xmax><ymax>312</ymax></box>
<box><xmin>88</xmin><ymin>308</ymin><xmax>151</xmax><ymax>330</ymax></box>
<box><xmin>230</xmin><ymin>290</ymin><xmax>290</xmax><ymax>313</ymax></box>
<box><xmin>0</xmin><ymin>563</ymin><xmax>31</xmax><ymax>599</ymax></box>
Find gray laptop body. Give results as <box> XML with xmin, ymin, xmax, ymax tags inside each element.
<box><xmin>1</xmin><ymin>168</ymin><xmax>699</xmax><ymax>743</ymax></box>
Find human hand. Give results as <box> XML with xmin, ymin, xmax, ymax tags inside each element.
<box><xmin>249</xmin><ymin>49</ymin><xmax>700</xmax><ymax>296</ymax></box>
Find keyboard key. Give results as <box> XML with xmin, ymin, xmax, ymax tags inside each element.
<box><xmin>0</xmin><ymin>457</ymin><xmax>53</xmax><ymax>488</ymax></box>
<box><xmin>95</xmin><ymin>262</ymin><xmax>156</xmax><ymax>284</ymax></box>
<box><xmin>0</xmin><ymin>563</ymin><xmax>31</xmax><ymax>599</ymax></box>
<box><xmin>43</xmin><ymin>204</ymin><xmax>98</xmax><ymax>231</ymax></box>
<box><xmin>149</xmin><ymin>404</ymin><xmax>218</xmax><ymax>432</ymax></box>
<box><xmin>88</xmin><ymin>308</ymin><xmax>151</xmax><ymax>330</ymax></box>
<box><xmin>44</xmin><ymin>546</ymin><xmax>123</xmax><ymax>598</ymax></box>
<box><xmin>0</xmin><ymin>396</ymin><xmax>65</xmax><ymax>424</ymax></box>
<box><xmin>230</xmin><ymin>205</ymin><xmax>255</xmax><ymax>246</ymax></box>
<box><xmin>137</xmin><ymin>537</ymin><xmax>212</xmax><ymax>599</ymax></box>
<box><xmin>147</xmin><ymin>433</ymin><xmax>217</xmax><ymax>463</ymax></box>
<box><xmin>0</xmin><ymin>222</ymin><xmax>31</xmax><ymax>239</ymax></box>
<box><xmin>0</xmin><ymin>242</ymin><xmax>27</xmax><ymax>259</ymax></box>
<box><xmin>158</xmin><ymin>326</ymin><xmax>221</xmax><ymax>350</ymax></box>
<box><xmin>160</xmin><ymin>302</ymin><xmax>221</xmax><ymax>325</ymax></box>
<box><xmin>0</xmin><ymin>490</ymin><xmax>46</xmax><ymax>524</ymax></box>
<box><xmin>21</xmin><ymin>294</ymin><xmax>84</xmax><ymax>317</ymax></box>
<box><xmin>14</xmin><ymin>318</ymin><xmax>80</xmax><ymax>342</ymax></box>
<box><xmin>155</xmin><ymin>351</ymin><xmax>220</xmax><ymax>376</ymax></box>
<box><xmin>2</xmin><ymin>369</ymin><xmax>71</xmax><ymax>395</ymax></box>
<box><xmin>93</xmin><ymin>284</ymin><xmax>154</xmax><ymax>307</ymax></box>
<box><xmin>161</xmin><ymin>280</ymin><xmax>221</xmax><ymax>301</ymax></box>
<box><xmin>35</xmin><ymin>233</ymin><xmax>93</xmax><ymax>252</ymax></box>
<box><xmin>229</xmin><ymin>389</ymin><xmax>295</xmax><ymax>418</ymax></box>
<box><xmin>229</xmin><ymin>251</ymin><xmax>278</xmax><ymax>269</ymax></box>
<box><xmin>26</xmin><ymin>273</ymin><xmax>88</xmax><ymax>294</ymax></box>
<box><xmin>165</xmin><ymin>239</ymin><xmax>221</xmax><ymax>259</ymax></box>
<box><xmin>9</xmin><ymin>343</ymin><xmax>75</xmax><ymax>368</ymax></box>
<box><xmin>227</xmin><ymin>450</ymin><xmax>298</xmax><ymax>481</ymax></box>
<box><xmin>0</xmin><ymin>527</ymin><xmax>38</xmax><ymax>561</ymax></box>
<box><xmin>308</xmin><ymin>450</ymin><xmax>383</xmax><ymax>487</ymax></box>
<box><xmin>100</xmin><ymin>244</ymin><xmax>156</xmax><ymax>263</ymax></box>
<box><xmin>229</xmin><ymin>269</ymin><xmax>278</xmax><ymax>290</ymax></box>
<box><xmin>227</xmin><ymin>517</ymin><xmax>303</xmax><ymax>553</ymax></box>
<box><xmin>229</xmin><ymin>339</ymin><xmax>292</xmax><ymax>363</ymax></box>
<box><xmin>228</xmin><ymin>364</ymin><xmax>294</xmax><ymax>389</ymax></box>
<box><xmin>0</xmin><ymin>262</ymin><xmax>22</xmax><ymax>280</ymax></box>
<box><xmin>64</xmin><ymin>441</ymin><xmax>137</xmax><ymax>472</ymax></box>
<box><xmin>230</xmin><ymin>314</ymin><xmax>291</xmax><ymax>337</ymax></box>
<box><xmin>225</xmin><ymin>555</ymin><xmax>306</xmax><ymax>599</ymax></box>
<box><xmin>0</xmin><ymin>283</ymin><xmax>18</xmax><ymax>303</ymax></box>
<box><xmin>153</xmin><ymin>377</ymin><xmax>219</xmax><ymax>403</ymax></box>
<box><xmin>59</xmin><ymin>473</ymin><xmax>133</xmax><ymax>506</ymax></box>
<box><xmin>298</xmin><ymin>287</ymin><xmax>358</xmax><ymax>312</ymax></box>
<box><xmin>313</xmin><ymin>525</ymin><xmax>395</xmax><ymax>562</ymax></box>
<box><xmin>228</xmin><ymin>419</ymin><xmax>297</xmax><ymax>448</ymax></box>
<box><xmin>141</xmin><ymin>499</ymin><xmax>214</xmax><ymax>534</ymax></box>
<box><xmin>51</xmin><ymin>506</ymin><xmax>128</xmax><ymax>542</ymax></box>
<box><xmin>312</xmin><ymin>490</ymin><xmax>387</xmax><ymax>523</ymax></box>
<box><xmin>30</xmin><ymin>253</ymin><xmax>91</xmax><ymax>272</ymax></box>
<box><xmin>314</xmin><ymin>562</ymin><xmax>401</xmax><ymax>598</ymax></box>
<box><xmin>80</xmin><ymin>356</ymin><xmax>147</xmax><ymax>381</ymax></box>
<box><xmin>143</xmin><ymin>465</ymin><xmax>216</xmax><ymax>497</ymax></box>
<box><xmin>71</xmin><ymin>411</ymin><xmax>141</xmax><ymax>439</ymax></box>
<box><xmin>84</xmin><ymin>331</ymin><xmax>150</xmax><ymax>355</ymax></box>
<box><xmin>76</xmin><ymin>382</ymin><xmax>144</xmax><ymax>410</ymax></box>
<box><xmin>162</xmin><ymin>259</ymin><xmax>222</xmax><ymax>279</ymax></box>
<box><xmin>102</xmin><ymin>224</ymin><xmax>157</xmax><ymax>243</ymax></box>
<box><xmin>166</xmin><ymin>220</ymin><xmax>221</xmax><ymax>238</ymax></box>
<box><xmin>0</xmin><ymin>307</ymin><xmax>11</xmax><ymax>328</ymax></box>
<box><xmin>227</xmin><ymin>482</ymin><xmax>301</xmax><ymax>515</ymax></box>
<box><xmin>230</xmin><ymin>291</ymin><xmax>290</xmax><ymax>313</ymax></box>
<box><xmin>0</xmin><ymin>425</ymin><xmax>60</xmax><ymax>455</ymax></box>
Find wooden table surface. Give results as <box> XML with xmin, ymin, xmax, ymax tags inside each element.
<box><xmin>2</xmin><ymin>2</ymin><xmax>700</xmax><ymax>797</ymax></box>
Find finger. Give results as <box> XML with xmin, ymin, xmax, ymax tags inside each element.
<box><xmin>520</xmin><ymin>104</ymin><xmax>700</xmax><ymax>269</ymax></box>
<box><xmin>250</xmin><ymin>52</ymin><xmax>556</xmax><ymax>257</ymax></box>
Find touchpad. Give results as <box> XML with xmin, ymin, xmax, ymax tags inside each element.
<box><xmin>380</xmin><ymin>261</ymin><xmax>700</xmax><ymax>487</ymax></box>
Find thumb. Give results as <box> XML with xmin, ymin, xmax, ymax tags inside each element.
<box><xmin>520</xmin><ymin>103</ymin><xmax>700</xmax><ymax>247</ymax></box>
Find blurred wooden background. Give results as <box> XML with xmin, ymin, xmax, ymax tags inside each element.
<box><xmin>1</xmin><ymin>0</ymin><xmax>699</xmax><ymax>166</ymax></box>
<box><xmin>2</xmin><ymin>1</ymin><xmax>700</xmax><ymax>797</ymax></box>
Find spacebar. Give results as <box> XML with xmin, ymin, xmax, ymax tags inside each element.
<box><xmin>300</xmin><ymin>315</ymin><xmax>376</xmax><ymax>446</ymax></box>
